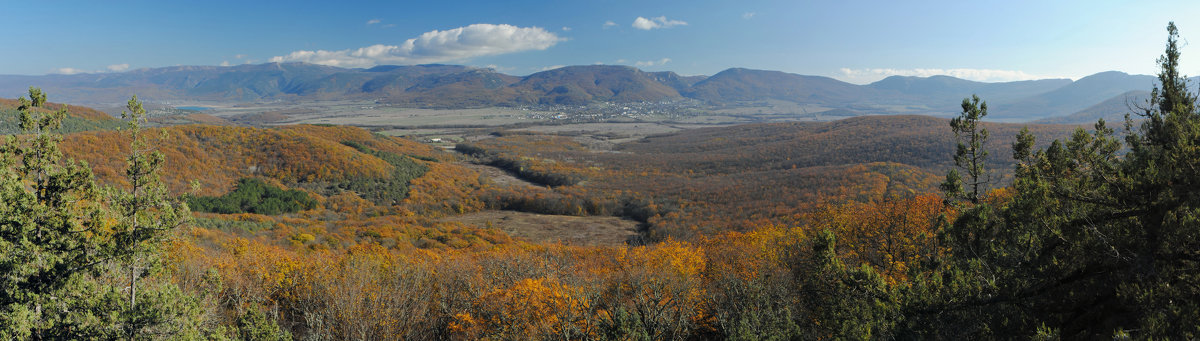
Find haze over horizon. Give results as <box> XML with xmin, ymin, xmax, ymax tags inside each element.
<box><xmin>3</xmin><ymin>0</ymin><xmax>1198</xmax><ymax>84</ymax></box>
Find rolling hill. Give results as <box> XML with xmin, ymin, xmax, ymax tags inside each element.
<box><xmin>510</xmin><ymin>65</ymin><xmax>682</xmax><ymax>104</ymax></box>
<box><xmin>0</xmin><ymin>97</ymin><xmax>123</xmax><ymax>133</ymax></box>
<box><xmin>684</xmin><ymin>68</ymin><xmax>877</xmax><ymax>105</ymax></box>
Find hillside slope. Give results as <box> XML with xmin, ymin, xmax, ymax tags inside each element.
<box><xmin>617</xmin><ymin>115</ymin><xmax>1079</xmax><ymax>174</ymax></box>
<box><xmin>61</xmin><ymin>124</ymin><xmax>447</xmax><ymax>196</ymax></box>
<box><xmin>989</xmin><ymin>71</ymin><xmax>1157</xmax><ymax>121</ymax></box>
<box><xmin>684</xmin><ymin>68</ymin><xmax>875</xmax><ymax>105</ymax></box>
<box><xmin>0</xmin><ymin>97</ymin><xmax>121</xmax><ymax>133</ymax></box>
<box><xmin>1034</xmin><ymin>90</ymin><xmax>1151</xmax><ymax>124</ymax></box>
<box><xmin>511</xmin><ymin>65</ymin><xmax>683</xmax><ymax>104</ymax></box>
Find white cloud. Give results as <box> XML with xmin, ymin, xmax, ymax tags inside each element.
<box><xmin>603</xmin><ymin>21</ymin><xmax>617</xmax><ymax>29</ymax></box>
<box><xmin>106</xmin><ymin>63</ymin><xmax>130</xmax><ymax>72</ymax></box>
<box><xmin>837</xmin><ymin>67</ymin><xmax>1058</xmax><ymax>84</ymax></box>
<box><xmin>234</xmin><ymin>54</ymin><xmax>247</xmax><ymax>59</ymax></box>
<box><xmin>742</xmin><ymin>12</ymin><xmax>756</xmax><ymax>19</ymax></box>
<box><xmin>271</xmin><ymin>24</ymin><xmax>564</xmax><ymax>68</ymax></box>
<box><xmin>483</xmin><ymin>64</ymin><xmax>515</xmax><ymax>72</ymax></box>
<box><xmin>634</xmin><ymin>58</ymin><xmax>672</xmax><ymax>67</ymax></box>
<box><xmin>562</xmin><ymin>26</ymin><xmax>571</xmax><ymax>31</ymax></box>
<box><xmin>632</xmin><ymin>16</ymin><xmax>687</xmax><ymax>30</ymax></box>
<box><xmin>53</xmin><ymin>67</ymin><xmax>87</xmax><ymax>75</ymax></box>
<box><xmin>220</xmin><ymin>61</ymin><xmax>232</xmax><ymax>67</ymax></box>
<box><xmin>538</xmin><ymin>65</ymin><xmax>566</xmax><ymax>71</ymax></box>
<box><xmin>366</xmin><ymin>19</ymin><xmax>381</xmax><ymax>25</ymax></box>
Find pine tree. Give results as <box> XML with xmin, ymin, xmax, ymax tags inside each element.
<box><xmin>107</xmin><ymin>95</ymin><xmax>196</xmax><ymax>338</ymax></box>
<box><xmin>0</xmin><ymin>87</ymin><xmax>111</xmax><ymax>339</ymax></box>
<box><xmin>0</xmin><ymin>90</ymin><xmax>204</xmax><ymax>339</ymax></box>
<box><xmin>942</xmin><ymin>94</ymin><xmax>990</xmax><ymax>204</ymax></box>
<box><xmin>911</xmin><ymin>22</ymin><xmax>1200</xmax><ymax>338</ymax></box>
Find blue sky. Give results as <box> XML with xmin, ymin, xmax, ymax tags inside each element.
<box><xmin>3</xmin><ymin>0</ymin><xmax>1199</xmax><ymax>83</ymax></box>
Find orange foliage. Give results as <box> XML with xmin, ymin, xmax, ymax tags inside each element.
<box><xmin>0</xmin><ymin>97</ymin><xmax>115</xmax><ymax>121</ymax></box>
<box><xmin>802</xmin><ymin>194</ymin><xmax>952</xmax><ymax>285</ymax></box>
<box><xmin>62</xmin><ymin>124</ymin><xmax>404</xmax><ymax>195</ymax></box>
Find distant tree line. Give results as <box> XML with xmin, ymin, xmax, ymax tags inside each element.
<box><xmin>456</xmin><ymin>142</ymin><xmax>585</xmax><ymax>187</ymax></box>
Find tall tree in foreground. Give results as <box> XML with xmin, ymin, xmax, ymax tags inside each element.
<box><xmin>912</xmin><ymin>22</ymin><xmax>1200</xmax><ymax>339</ymax></box>
<box><xmin>941</xmin><ymin>94</ymin><xmax>990</xmax><ymax>204</ymax></box>
<box><xmin>0</xmin><ymin>88</ymin><xmax>111</xmax><ymax>339</ymax></box>
<box><xmin>107</xmin><ymin>95</ymin><xmax>198</xmax><ymax>338</ymax></box>
<box><xmin>0</xmin><ymin>90</ymin><xmax>204</xmax><ymax>339</ymax></box>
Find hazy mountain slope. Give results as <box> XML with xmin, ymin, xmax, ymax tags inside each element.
<box><xmin>869</xmin><ymin>75</ymin><xmax>1072</xmax><ymax>104</ymax></box>
<box><xmin>989</xmin><ymin>71</ymin><xmax>1156</xmax><ymax>121</ymax></box>
<box><xmin>375</xmin><ymin>67</ymin><xmax>522</xmax><ymax>107</ymax></box>
<box><xmin>0</xmin><ymin>63</ymin><xmax>511</xmax><ymax>106</ymax></box>
<box><xmin>0</xmin><ymin>63</ymin><xmax>1160</xmax><ymax>120</ymax></box>
<box><xmin>510</xmin><ymin>65</ymin><xmax>683</xmax><ymax>104</ymax></box>
<box><xmin>1034</xmin><ymin>90</ymin><xmax>1151</xmax><ymax>124</ymax></box>
<box><xmin>649</xmin><ymin>71</ymin><xmax>707</xmax><ymax>92</ymax></box>
<box><xmin>683</xmin><ymin>68</ymin><xmax>876</xmax><ymax>105</ymax></box>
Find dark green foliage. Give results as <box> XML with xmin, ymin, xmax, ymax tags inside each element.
<box><xmin>906</xmin><ymin>22</ymin><xmax>1200</xmax><ymax>339</ymax></box>
<box><xmin>793</xmin><ymin>231</ymin><xmax>898</xmax><ymax>339</ymax></box>
<box><xmin>0</xmin><ymin>89</ymin><xmax>203</xmax><ymax>339</ymax></box>
<box><xmin>338</xmin><ymin>140</ymin><xmax>429</xmax><ymax>206</ymax></box>
<box><xmin>598</xmin><ymin>308</ymin><xmax>652</xmax><ymax>341</ymax></box>
<box><xmin>0</xmin><ymin>87</ymin><xmax>113</xmax><ymax>339</ymax></box>
<box><xmin>187</xmin><ymin>178</ymin><xmax>318</xmax><ymax>215</ymax></box>
<box><xmin>237</xmin><ymin>308</ymin><xmax>293</xmax><ymax>341</ymax></box>
<box><xmin>0</xmin><ymin>107</ymin><xmax>123</xmax><ymax>134</ymax></box>
<box><xmin>409</xmin><ymin>154</ymin><xmax>439</xmax><ymax>162</ymax></box>
<box><xmin>109</xmin><ymin>95</ymin><xmax>197</xmax><ymax>338</ymax></box>
<box><xmin>943</xmin><ymin>94</ymin><xmax>990</xmax><ymax>204</ymax></box>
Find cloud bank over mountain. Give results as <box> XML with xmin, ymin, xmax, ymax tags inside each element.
<box><xmin>271</xmin><ymin>24</ymin><xmax>564</xmax><ymax>68</ymax></box>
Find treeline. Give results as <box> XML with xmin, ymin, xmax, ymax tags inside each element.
<box><xmin>480</xmin><ymin>186</ymin><xmax>673</xmax><ymax>223</ymax></box>
<box><xmin>335</xmin><ymin>140</ymin><xmax>430</xmax><ymax>206</ymax></box>
<box><xmin>456</xmin><ymin>142</ymin><xmax>586</xmax><ymax>187</ymax></box>
<box><xmin>187</xmin><ymin>178</ymin><xmax>318</xmax><ymax>215</ymax></box>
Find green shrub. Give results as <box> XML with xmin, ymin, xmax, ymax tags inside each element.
<box><xmin>187</xmin><ymin>178</ymin><xmax>318</xmax><ymax>215</ymax></box>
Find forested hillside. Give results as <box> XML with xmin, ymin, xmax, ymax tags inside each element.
<box><xmin>0</xmin><ymin>97</ymin><xmax>122</xmax><ymax>133</ymax></box>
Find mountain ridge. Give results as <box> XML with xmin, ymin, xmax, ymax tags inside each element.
<box><xmin>0</xmin><ymin>62</ymin><xmax>1156</xmax><ymax>122</ymax></box>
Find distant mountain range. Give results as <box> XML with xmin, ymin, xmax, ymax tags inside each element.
<box><xmin>0</xmin><ymin>62</ymin><xmax>1159</xmax><ymax>123</ymax></box>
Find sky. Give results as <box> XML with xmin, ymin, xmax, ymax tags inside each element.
<box><xmin>3</xmin><ymin>0</ymin><xmax>1199</xmax><ymax>84</ymax></box>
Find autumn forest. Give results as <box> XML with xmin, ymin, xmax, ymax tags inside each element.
<box><xmin>3</xmin><ymin>23</ymin><xmax>1200</xmax><ymax>340</ymax></box>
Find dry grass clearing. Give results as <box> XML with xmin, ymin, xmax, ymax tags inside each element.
<box><xmin>442</xmin><ymin>210</ymin><xmax>640</xmax><ymax>246</ymax></box>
